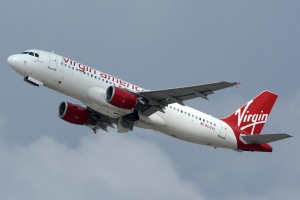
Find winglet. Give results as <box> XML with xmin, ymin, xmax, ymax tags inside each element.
<box><xmin>235</xmin><ymin>81</ymin><xmax>242</xmax><ymax>88</ymax></box>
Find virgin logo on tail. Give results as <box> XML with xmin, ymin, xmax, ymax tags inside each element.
<box><xmin>235</xmin><ymin>99</ymin><xmax>269</xmax><ymax>134</ymax></box>
<box><xmin>221</xmin><ymin>91</ymin><xmax>278</xmax><ymax>135</ymax></box>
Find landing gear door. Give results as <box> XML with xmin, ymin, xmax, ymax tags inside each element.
<box><xmin>218</xmin><ymin>121</ymin><xmax>227</xmax><ymax>139</ymax></box>
<box><xmin>48</xmin><ymin>52</ymin><xmax>57</xmax><ymax>71</ymax></box>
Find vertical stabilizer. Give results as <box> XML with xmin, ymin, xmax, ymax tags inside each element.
<box><xmin>222</xmin><ymin>91</ymin><xmax>278</xmax><ymax>135</ymax></box>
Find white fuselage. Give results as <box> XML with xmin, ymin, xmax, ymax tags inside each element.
<box><xmin>8</xmin><ymin>50</ymin><xmax>237</xmax><ymax>150</ymax></box>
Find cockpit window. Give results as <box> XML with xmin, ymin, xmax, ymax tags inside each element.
<box><xmin>21</xmin><ymin>51</ymin><xmax>39</xmax><ymax>58</ymax></box>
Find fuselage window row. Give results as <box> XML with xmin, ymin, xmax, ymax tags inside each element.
<box><xmin>169</xmin><ymin>105</ymin><xmax>216</xmax><ymax>126</ymax></box>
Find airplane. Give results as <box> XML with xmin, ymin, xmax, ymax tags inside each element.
<box><xmin>7</xmin><ymin>49</ymin><xmax>291</xmax><ymax>152</ymax></box>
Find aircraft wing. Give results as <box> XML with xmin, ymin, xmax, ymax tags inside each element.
<box><xmin>138</xmin><ymin>81</ymin><xmax>238</xmax><ymax>116</ymax></box>
<box><xmin>241</xmin><ymin>133</ymin><xmax>292</xmax><ymax>144</ymax></box>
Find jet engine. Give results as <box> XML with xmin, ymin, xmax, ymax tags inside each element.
<box><xmin>106</xmin><ymin>86</ymin><xmax>137</xmax><ymax>110</ymax></box>
<box><xmin>59</xmin><ymin>102</ymin><xmax>89</xmax><ymax>125</ymax></box>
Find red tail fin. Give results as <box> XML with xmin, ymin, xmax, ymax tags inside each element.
<box><xmin>222</xmin><ymin>91</ymin><xmax>278</xmax><ymax>135</ymax></box>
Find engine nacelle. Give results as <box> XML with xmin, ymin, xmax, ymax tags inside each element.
<box><xmin>106</xmin><ymin>86</ymin><xmax>137</xmax><ymax>110</ymax></box>
<box><xmin>59</xmin><ymin>102</ymin><xmax>89</xmax><ymax>125</ymax></box>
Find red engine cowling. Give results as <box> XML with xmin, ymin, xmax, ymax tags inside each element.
<box><xmin>106</xmin><ymin>86</ymin><xmax>137</xmax><ymax>110</ymax></box>
<box><xmin>59</xmin><ymin>102</ymin><xmax>89</xmax><ymax>125</ymax></box>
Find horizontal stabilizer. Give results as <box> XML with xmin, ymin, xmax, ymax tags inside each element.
<box><xmin>241</xmin><ymin>133</ymin><xmax>292</xmax><ymax>144</ymax></box>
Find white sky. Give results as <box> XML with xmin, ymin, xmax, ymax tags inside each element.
<box><xmin>0</xmin><ymin>1</ymin><xmax>299</xmax><ymax>199</ymax></box>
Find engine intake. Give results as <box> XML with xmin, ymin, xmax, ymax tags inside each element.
<box><xmin>106</xmin><ymin>86</ymin><xmax>137</xmax><ymax>110</ymax></box>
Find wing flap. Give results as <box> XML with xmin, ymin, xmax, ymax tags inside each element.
<box><xmin>86</xmin><ymin>107</ymin><xmax>115</xmax><ymax>132</ymax></box>
<box><xmin>241</xmin><ymin>133</ymin><xmax>292</xmax><ymax>144</ymax></box>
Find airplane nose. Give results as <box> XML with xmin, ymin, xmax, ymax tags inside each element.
<box><xmin>7</xmin><ymin>55</ymin><xmax>19</xmax><ymax>68</ymax></box>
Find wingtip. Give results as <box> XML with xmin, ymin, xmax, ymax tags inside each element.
<box><xmin>284</xmin><ymin>133</ymin><xmax>293</xmax><ymax>138</ymax></box>
<box><xmin>235</xmin><ymin>81</ymin><xmax>242</xmax><ymax>88</ymax></box>
<box><xmin>223</xmin><ymin>81</ymin><xmax>242</xmax><ymax>88</ymax></box>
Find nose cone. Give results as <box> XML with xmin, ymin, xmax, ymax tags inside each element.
<box><xmin>7</xmin><ymin>55</ymin><xmax>19</xmax><ymax>69</ymax></box>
